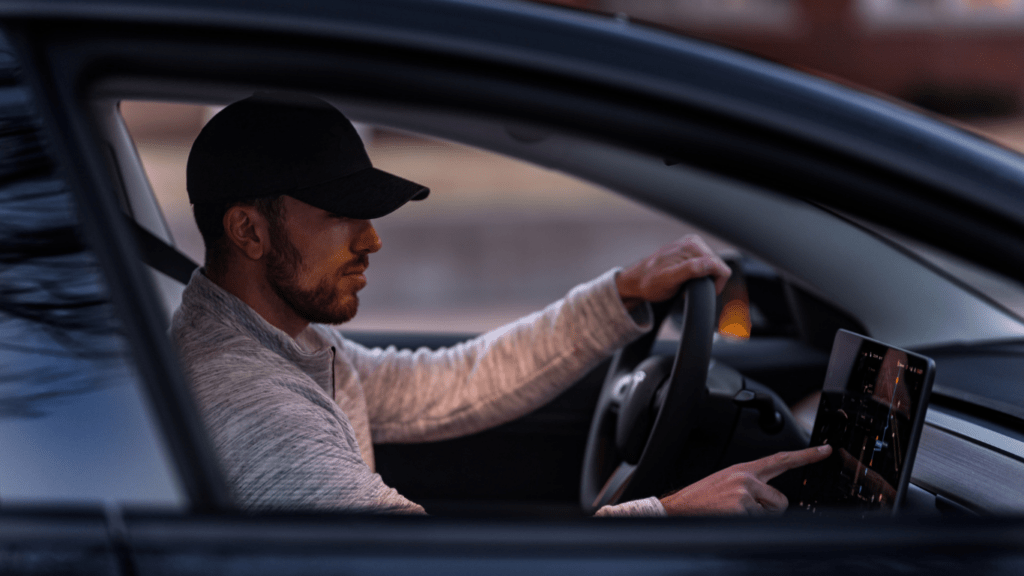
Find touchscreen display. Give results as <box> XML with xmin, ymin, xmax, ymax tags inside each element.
<box><xmin>794</xmin><ymin>330</ymin><xmax>934</xmax><ymax>515</ymax></box>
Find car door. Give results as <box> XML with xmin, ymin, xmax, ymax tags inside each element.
<box><xmin>5</xmin><ymin>1</ymin><xmax>1024</xmax><ymax>574</ymax></box>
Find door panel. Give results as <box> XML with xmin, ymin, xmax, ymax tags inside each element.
<box><xmin>0</xmin><ymin>511</ymin><xmax>118</xmax><ymax>575</ymax></box>
<box><xmin>123</xmin><ymin>512</ymin><xmax>1024</xmax><ymax>575</ymax></box>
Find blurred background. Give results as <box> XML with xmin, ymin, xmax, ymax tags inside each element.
<box><xmin>121</xmin><ymin>0</ymin><xmax>1024</xmax><ymax>334</ymax></box>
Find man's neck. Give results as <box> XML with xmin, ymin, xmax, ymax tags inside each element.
<box><xmin>206</xmin><ymin>267</ymin><xmax>310</xmax><ymax>338</ymax></box>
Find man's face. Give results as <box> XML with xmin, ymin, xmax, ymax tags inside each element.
<box><xmin>264</xmin><ymin>196</ymin><xmax>381</xmax><ymax>325</ymax></box>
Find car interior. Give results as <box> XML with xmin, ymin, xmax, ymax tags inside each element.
<box><xmin>87</xmin><ymin>75</ymin><xmax>1024</xmax><ymax>519</ymax></box>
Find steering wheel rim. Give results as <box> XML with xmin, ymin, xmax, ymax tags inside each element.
<box><xmin>580</xmin><ymin>276</ymin><xmax>717</xmax><ymax>514</ymax></box>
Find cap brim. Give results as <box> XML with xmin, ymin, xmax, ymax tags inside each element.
<box><xmin>288</xmin><ymin>168</ymin><xmax>429</xmax><ymax>220</ymax></box>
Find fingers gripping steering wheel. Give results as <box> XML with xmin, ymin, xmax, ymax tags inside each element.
<box><xmin>580</xmin><ymin>277</ymin><xmax>716</xmax><ymax>514</ymax></box>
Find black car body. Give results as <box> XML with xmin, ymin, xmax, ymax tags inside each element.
<box><xmin>1</xmin><ymin>0</ymin><xmax>1024</xmax><ymax>573</ymax></box>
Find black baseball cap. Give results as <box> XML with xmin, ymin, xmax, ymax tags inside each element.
<box><xmin>186</xmin><ymin>91</ymin><xmax>428</xmax><ymax>219</ymax></box>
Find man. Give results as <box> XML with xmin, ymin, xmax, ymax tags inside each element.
<box><xmin>173</xmin><ymin>92</ymin><xmax>829</xmax><ymax>517</ymax></box>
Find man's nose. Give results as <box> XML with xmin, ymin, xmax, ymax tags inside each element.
<box><xmin>357</xmin><ymin>220</ymin><xmax>382</xmax><ymax>254</ymax></box>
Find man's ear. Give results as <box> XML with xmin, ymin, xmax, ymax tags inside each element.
<box><xmin>222</xmin><ymin>205</ymin><xmax>269</xmax><ymax>261</ymax></box>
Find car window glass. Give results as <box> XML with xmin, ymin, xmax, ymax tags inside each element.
<box><xmin>122</xmin><ymin>100</ymin><xmax>737</xmax><ymax>335</ymax></box>
<box><xmin>0</xmin><ymin>71</ymin><xmax>184</xmax><ymax>506</ymax></box>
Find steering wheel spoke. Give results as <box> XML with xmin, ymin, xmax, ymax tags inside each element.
<box><xmin>580</xmin><ymin>277</ymin><xmax>717</xmax><ymax>514</ymax></box>
<box><xmin>591</xmin><ymin>462</ymin><xmax>637</xmax><ymax>510</ymax></box>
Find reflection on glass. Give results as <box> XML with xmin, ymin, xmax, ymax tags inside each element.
<box><xmin>0</xmin><ymin>178</ymin><xmax>127</xmax><ymax>417</ymax></box>
<box><xmin>0</xmin><ymin>64</ymin><xmax>182</xmax><ymax>505</ymax></box>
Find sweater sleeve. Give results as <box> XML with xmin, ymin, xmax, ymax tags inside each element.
<box><xmin>595</xmin><ymin>497</ymin><xmax>667</xmax><ymax>517</ymax></box>
<box><xmin>347</xmin><ymin>268</ymin><xmax>652</xmax><ymax>444</ymax></box>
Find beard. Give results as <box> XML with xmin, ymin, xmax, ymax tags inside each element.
<box><xmin>264</xmin><ymin>220</ymin><xmax>360</xmax><ymax>325</ymax></box>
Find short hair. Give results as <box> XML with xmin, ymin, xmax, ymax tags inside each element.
<box><xmin>193</xmin><ymin>195</ymin><xmax>286</xmax><ymax>277</ymax></box>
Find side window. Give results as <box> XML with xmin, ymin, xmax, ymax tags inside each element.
<box><xmin>0</xmin><ymin>45</ymin><xmax>183</xmax><ymax>506</ymax></box>
<box><xmin>121</xmin><ymin>100</ymin><xmax>733</xmax><ymax>334</ymax></box>
<box><xmin>355</xmin><ymin>129</ymin><xmax>725</xmax><ymax>333</ymax></box>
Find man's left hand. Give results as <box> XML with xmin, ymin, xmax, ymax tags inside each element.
<box><xmin>616</xmin><ymin>235</ymin><xmax>732</xmax><ymax>311</ymax></box>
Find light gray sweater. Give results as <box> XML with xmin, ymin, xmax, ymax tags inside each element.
<box><xmin>172</xmin><ymin>269</ymin><xmax>665</xmax><ymax>516</ymax></box>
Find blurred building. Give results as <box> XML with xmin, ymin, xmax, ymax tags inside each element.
<box><xmin>543</xmin><ymin>0</ymin><xmax>1024</xmax><ymax>123</ymax></box>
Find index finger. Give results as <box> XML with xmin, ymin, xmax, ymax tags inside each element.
<box><xmin>664</xmin><ymin>255</ymin><xmax>732</xmax><ymax>294</ymax></box>
<box><xmin>673</xmin><ymin>234</ymin><xmax>715</xmax><ymax>257</ymax></box>
<box><xmin>672</xmin><ymin>236</ymin><xmax>732</xmax><ymax>293</ymax></box>
<box><xmin>752</xmin><ymin>445</ymin><xmax>832</xmax><ymax>482</ymax></box>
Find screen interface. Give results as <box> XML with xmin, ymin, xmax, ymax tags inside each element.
<box><xmin>794</xmin><ymin>330</ymin><xmax>933</xmax><ymax>514</ymax></box>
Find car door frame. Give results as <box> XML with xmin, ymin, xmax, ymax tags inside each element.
<box><xmin>6</xmin><ymin>4</ymin><xmax>1024</xmax><ymax>572</ymax></box>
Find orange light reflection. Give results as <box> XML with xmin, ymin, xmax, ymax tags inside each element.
<box><xmin>718</xmin><ymin>299</ymin><xmax>751</xmax><ymax>340</ymax></box>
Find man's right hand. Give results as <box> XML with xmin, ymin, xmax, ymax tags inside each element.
<box><xmin>659</xmin><ymin>445</ymin><xmax>832</xmax><ymax>515</ymax></box>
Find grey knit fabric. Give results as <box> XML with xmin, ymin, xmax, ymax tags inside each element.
<box><xmin>172</xmin><ymin>268</ymin><xmax>666</xmax><ymax>516</ymax></box>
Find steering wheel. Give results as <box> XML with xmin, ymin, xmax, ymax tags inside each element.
<box><xmin>580</xmin><ymin>276</ymin><xmax>717</xmax><ymax>514</ymax></box>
